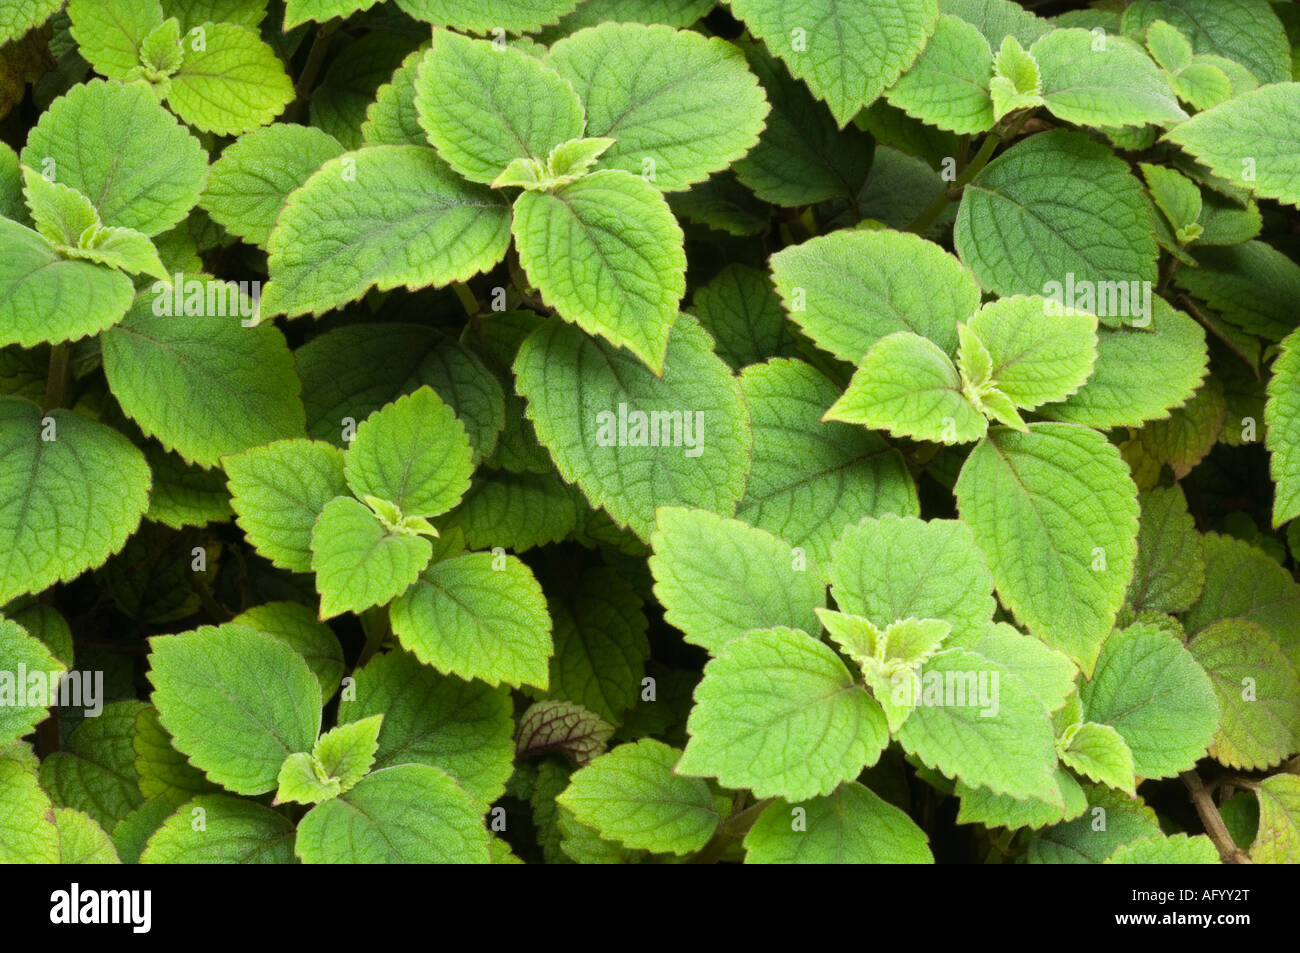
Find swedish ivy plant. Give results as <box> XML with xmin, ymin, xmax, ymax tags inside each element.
<box><xmin>1</xmin><ymin>0</ymin><xmax>1299</xmax><ymax>868</ymax></box>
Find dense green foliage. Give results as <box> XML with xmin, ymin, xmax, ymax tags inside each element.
<box><xmin>1</xmin><ymin>0</ymin><xmax>1299</xmax><ymax>865</ymax></box>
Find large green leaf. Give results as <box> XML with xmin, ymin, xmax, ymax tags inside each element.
<box><xmin>955</xmin><ymin>424</ymin><xmax>1139</xmax><ymax>674</ymax></box>
<box><xmin>167</xmin><ymin>22</ymin><xmax>294</xmax><ymax>135</ymax></box>
<box><xmin>201</xmin><ymin>123</ymin><xmax>344</xmax><ymax>248</ymax></box>
<box><xmin>1032</xmin><ymin>28</ymin><xmax>1186</xmax><ymax>128</ymax></box>
<box><xmin>649</xmin><ymin>508</ymin><xmax>825</xmax><ymax>654</ymax></box>
<box><xmin>261</xmin><ymin>145</ymin><xmax>511</xmax><ymax>318</ymax></box>
<box><xmin>511</xmin><ymin>169</ymin><xmax>685</xmax><ymax>373</ymax></box>
<box><xmin>101</xmin><ymin>291</ymin><xmax>305</xmax><ymax>469</ymax></box>
<box><xmin>1188</xmin><ymin>620</ymin><xmax>1300</xmax><ymax>771</ymax></box>
<box><xmin>743</xmin><ymin>782</ymin><xmax>932</xmax><ymax>863</ymax></box>
<box><xmin>147</xmin><ymin>624</ymin><xmax>322</xmax><ymax>795</ymax></box>
<box><xmin>413</xmin><ymin>30</ymin><xmax>583</xmax><ymax>185</ymax></box>
<box><xmin>338</xmin><ymin>649</ymin><xmax>514</xmax><ymax>808</ymax></box>
<box><xmin>0</xmin><ymin>619</ymin><xmax>64</xmax><ymax>748</ymax></box>
<box><xmin>737</xmin><ymin>359</ymin><xmax>918</xmax><ymax>567</ymax></box>
<box><xmin>22</xmin><ymin>79</ymin><xmax>208</xmax><ymax>236</ymax></box>
<box><xmin>310</xmin><ymin>496</ymin><xmax>432</xmax><ymax>619</ymax></box>
<box><xmin>140</xmin><ymin>794</ymin><xmax>296</xmax><ymax>863</ymax></box>
<box><xmin>676</xmin><ymin>627</ymin><xmax>888</xmax><ymax>801</ymax></box>
<box><xmin>295</xmin><ymin>763</ymin><xmax>491</xmax><ymax>863</ymax></box>
<box><xmin>224</xmin><ymin>438</ymin><xmax>347</xmax><ymax>573</ymax></box>
<box><xmin>829</xmin><ymin>515</ymin><xmax>995</xmax><ymax>640</ymax></box>
<box><xmin>954</xmin><ymin>130</ymin><xmax>1157</xmax><ymax>300</ymax></box>
<box><xmin>1184</xmin><ymin>533</ymin><xmax>1300</xmax><ymax>667</ymax></box>
<box><xmin>728</xmin><ymin>0</ymin><xmax>939</xmax><ymax>126</ymax></box>
<box><xmin>394</xmin><ymin>0</ymin><xmax>580</xmax><ymax>33</ymax></box>
<box><xmin>770</xmin><ymin>228</ymin><xmax>979</xmax><ymax>362</ymax></box>
<box><xmin>885</xmin><ymin>14</ymin><xmax>995</xmax><ymax>134</ymax></box>
<box><xmin>1079</xmin><ymin>623</ymin><xmax>1219</xmax><ymax>779</ymax></box>
<box><xmin>1267</xmin><ymin>328</ymin><xmax>1300</xmax><ymax>525</ymax></box>
<box><xmin>389</xmin><ymin>552</ymin><xmax>553</xmax><ymax>689</ymax></box>
<box><xmin>558</xmin><ymin>739</ymin><xmax>723</xmax><ymax>855</ymax></box>
<box><xmin>547</xmin><ymin>23</ymin><xmax>768</xmax><ymax>191</ymax></box>
<box><xmin>513</xmin><ymin>313</ymin><xmax>750</xmax><ymax>539</ymax></box>
<box><xmin>40</xmin><ymin>701</ymin><xmax>147</xmax><ymax>831</ymax></box>
<box><xmin>0</xmin><ymin>218</ymin><xmax>135</xmax><ymax>348</ymax></box>
<box><xmin>0</xmin><ymin>398</ymin><xmax>151</xmax><ymax>605</ymax></box>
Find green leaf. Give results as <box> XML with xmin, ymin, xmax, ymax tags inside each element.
<box><xmin>296</xmin><ymin>323</ymin><xmax>505</xmax><ymax>465</ymax></box>
<box><xmin>1138</xmin><ymin>375</ymin><xmax>1226</xmax><ymax>478</ymax></box>
<box><xmin>310</xmin><ymin>496</ymin><xmax>432</xmax><ymax>619</ymax></box>
<box><xmin>1059</xmin><ymin>721</ymin><xmax>1136</xmax><ymax>793</ymax></box>
<box><xmin>731</xmin><ymin>40</ymin><xmax>873</xmax><ymax>206</ymax></box>
<box><xmin>339</xmin><ymin>649</ymin><xmax>514</xmax><ymax>807</ymax></box>
<box><xmin>825</xmin><ymin>333</ymin><xmax>986</xmax><ymax>444</ymax></box>
<box><xmin>362</xmin><ymin>46</ymin><xmax>427</xmax><ymax>147</ymax></box>
<box><xmin>52</xmin><ymin>809</ymin><xmax>120</xmax><ymax>864</ymax></box>
<box><xmin>342</xmin><ymin>386</ymin><xmax>473</xmax><ymax>520</ymax></box>
<box><xmin>770</xmin><ymin>228</ymin><xmax>980</xmax><ymax>362</ymax></box>
<box><xmin>133</xmin><ymin>706</ymin><xmax>217</xmax><ymax>803</ymax></box>
<box><xmin>649</xmin><ymin>508</ymin><xmax>825</xmax><ymax>654</ymax></box>
<box><xmin>1</xmin><ymin>0</ymin><xmax>65</xmax><ymax>45</ymax></box>
<box><xmin>413</xmin><ymin>31</ymin><xmax>582</xmax><ymax>185</ymax></box>
<box><xmin>1177</xmin><ymin>241</ymin><xmax>1300</xmax><ymax>342</ymax></box>
<box><xmin>389</xmin><ymin>552</ymin><xmax>553</xmax><ymax>689</ymax></box>
<box><xmin>676</xmin><ymin>627</ymin><xmax>888</xmax><ymax>801</ymax></box>
<box><xmin>394</xmin><ymin>0</ymin><xmax>580</xmax><ymax>33</ymax></box>
<box><xmin>282</xmin><ymin>0</ymin><xmax>381</xmax><ymax>29</ymax></box>
<box><xmin>22</xmin><ymin>79</ymin><xmax>208</xmax><ymax>236</ymax></box>
<box><xmin>514</xmin><ymin>313</ymin><xmax>750</xmax><ymax>538</ymax></box>
<box><xmin>557</xmin><ymin>739</ymin><xmax>721</xmax><ymax>855</ymax></box>
<box><xmin>274</xmin><ymin>753</ymin><xmax>339</xmax><ymax>805</ymax></box>
<box><xmin>1184</xmin><ymin>533</ymin><xmax>1300</xmax><ymax>667</ymax></box>
<box><xmin>1127</xmin><ymin>485</ymin><xmax>1205</xmax><ymax>613</ymax></box>
<box><xmin>67</xmin><ymin>0</ymin><xmax>164</xmax><ymax>79</ymax></box>
<box><xmin>539</xmin><ymin>567</ymin><xmax>648</xmax><ymax>722</ymax></box>
<box><xmin>547</xmin><ymin>23</ymin><xmax>769</xmax><ymax>191</ymax></box>
<box><xmin>1123</xmin><ymin>0</ymin><xmax>1291</xmax><ymax>85</ymax></box>
<box><xmin>968</xmin><ymin>295</ymin><xmax>1098</xmax><ymax>409</ymax></box>
<box><xmin>955</xmin><ymin>129</ymin><xmax>1157</xmax><ymax>299</ymax></box>
<box><xmin>233</xmin><ymin>601</ymin><xmax>345</xmax><ymax>701</ymax></box>
<box><xmin>955</xmin><ymin>423</ymin><xmax>1139</xmax><ymax>674</ymax></box>
<box><xmin>101</xmin><ymin>291</ymin><xmax>305</xmax><ymax>469</ymax></box>
<box><xmin>40</xmin><ymin>701</ymin><xmax>147</xmax><ymax>830</ymax></box>
<box><xmin>0</xmin><ymin>744</ymin><xmax>58</xmax><ymax>862</ymax></box>
<box><xmin>165</xmin><ymin>21</ymin><xmax>292</xmax><ymax>134</ymax></box>
<box><xmin>512</xmin><ymin>169</ymin><xmax>685</xmax><ymax>373</ymax></box>
<box><xmin>296</xmin><ymin>763</ymin><xmax>490</xmax><ymax>863</ymax></box>
<box><xmin>1188</xmin><ymin>620</ymin><xmax>1300</xmax><ymax>771</ymax></box>
<box><xmin>0</xmin><ymin>218</ymin><xmax>135</xmax><ymax>348</ymax></box>
<box><xmin>71</xmin><ymin>225</ymin><xmax>168</xmax><ymax>279</ymax></box>
<box><xmin>516</xmin><ymin>700</ymin><xmax>614</xmax><ymax>765</ymax></box>
<box><xmin>956</xmin><ymin>767</ymin><xmax>1087</xmax><ymax>831</ymax></box>
<box><xmin>1027</xmin><ymin>784</ymin><xmax>1161</xmax><ymax>863</ymax></box>
<box><xmin>224</xmin><ymin>438</ymin><xmax>347</xmax><ymax>573</ymax></box>
<box><xmin>0</xmin><ymin>397</ymin><xmax>151</xmax><ymax>605</ymax></box>
<box><xmin>989</xmin><ymin>34</ymin><xmax>1044</xmax><ymax>121</ymax></box>
<box><xmin>1251</xmin><ymin>774</ymin><xmax>1300</xmax><ymax>864</ymax></box>
<box><xmin>201</xmin><ymin>123</ymin><xmax>344</xmax><ymax>248</ymax></box>
<box><xmin>1141</xmin><ymin>162</ymin><xmax>1202</xmax><ymax>241</ymax></box>
<box><xmin>163</xmin><ymin>0</ymin><xmax>268</xmax><ymax>31</ymax></box>
<box><xmin>1105</xmin><ymin>832</ymin><xmax>1219</xmax><ymax>864</ymax></box>
<box><xmin>743</xmin><ymin>782</ymin><xmax>933</xmax><ymax>863</ymax></box>
<box><xmin>1032</xmin><ymin>28</ymin><xmax>1186</xmax><ymax>127</ymax></box>
<box><xmin>690</xmin><ymin>264</ymin><xmax>791</xmax><ymax>370</ymax></box>
<box><xmin>21</xmin><ymin>164</ymin><xmax>100</xmax><ymax>246</ymax></box>
<box><xmin>313</xmin><ymin>714</ymin><xmax>383</xmax><ymax>793</ymax></box>
<box><xmin>946</xmin><ymin>622</ymin><xmax>1078</xmax><ymax>714</ymax></box>
<box><xmin>1165</xmin><ymin>83</ymin><xmax>1300</xmax><ymax>209</ymax></box>
<box><xmin>138</xmin><ymin>17</ymin><xmax>183</xmax><ymax>78</ymax></box>
<box><xmin>1079</xmin><ymin>623</ymin><xmax>1219</xmax><ymax>778</ymax></box>
<box><xmin>1039</xmin><ymin>298</ymin><xmax>1208</xmax><ymax>428</ymax></box>
<box><xmin>443</xmin><ymin>469</ymin><xmax>578</xmax><ymax>552</ymax></box>
<box><xmin>737</xmin><ymin>358</ymin><xmax>918</xmax><ymax>567</ymax></box>
<box><xmin>261</xmin><ymin>145</ymin><xmax>511</xmax><ymax>319</ymax></box>
<box><xmin>829</xmin><ymin>515</ymin><xmax>996</xmax><ymax>641</ymax></box>
<box><xmin>0</xmin><ymin>618</ymin><xmax>64</xmax><ymax>747</ymax></box>
<box><xmin>140</xmin><ymin>794</ymin><xmax>296</xmax><ymax>863</ymax></box>
<box><xmin>941</xmin><ymin>0</ymin><xmax>1049</xmax><ymax>47</ymax></box>
<box><xmin>886</xmin><ymin>14</ymin><xmax>994</xmax><ymax>134</ymax></box>
<box><xmin>1267</xmin><ymin>328</ymin><xmax>1300</xmax><ymax>525</ymax></box>
<box><xmin>147</xmin><ymin>624</ymin><xmax>322</xmax><ymax>795</ymax></box>
<box><xmin>895</xmin><ymin>648</ymin><xmax>1061</xmax><ymax>802</ymax></box>
<box><xmin>728</xmin><ymin>0</ymin><xmax>939</xmax><ymax>127</ymax></box>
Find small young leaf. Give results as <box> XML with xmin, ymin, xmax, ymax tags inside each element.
<box><xmin>1059</xmin><ymin>722</ymin><xmax>1136</xmax><ymax>793</ymax></box>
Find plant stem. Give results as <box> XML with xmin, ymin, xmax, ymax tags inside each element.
<box><xmin>43</xmin><ymin>341</ymin><xmax>70</xmax><ymax>412</ymax></box>
<box><xmin>284</xmin><ymin>20</ymin><xmax>338</xmax><ymax>121</ymax></box>
<box><xmin>687</xmin><ymin>796</ymin><xmax>774</xmax><ymax>864</ymax></box>
<box><xmin>357</xmin><ymin>605</ymin><xmax>389</xmax><ymax>668</ymax></box>
<box><xmin>1182</xmin><ymin>769</ymin><xmax>1251</xmax><ymax>863</ymax></box>
<box><xmin>905</xmin><ymin>130</ymin><xmax>1001</xmax><ymax>234</ymax></box>
<box><xmin>451</xmin><ymin>281</ymin><xmax>480</xmax><ymax>317</ymax></box>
